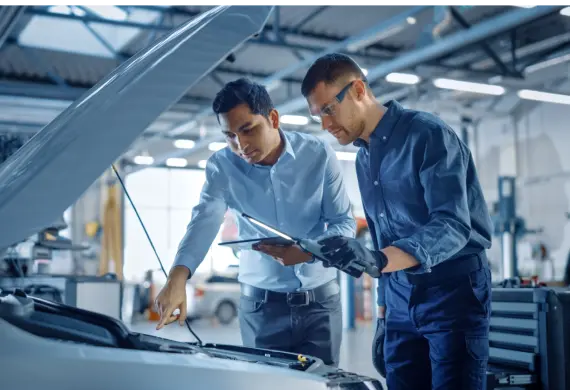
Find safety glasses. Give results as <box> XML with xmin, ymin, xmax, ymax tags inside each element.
<box><xmin>309</xmin><ymin>79</ymin><xmax>366</xmax><ymax>123</ymax></box>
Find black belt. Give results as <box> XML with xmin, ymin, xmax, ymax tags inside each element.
<box><xmin>240</xmin><ymin>279</ymin><xmax>340</xmax><ymax>307</ymax></box>
<box><xmin>401</xmin><ymin>252</ymin><xmax>487</xmax><ymax>286</ymax></box>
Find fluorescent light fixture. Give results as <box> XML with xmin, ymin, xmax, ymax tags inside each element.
<box><xmin>336</xmin><ymin>151</ymin><xmax>357</xmax><ymax>161</ymax></box>
<box><xmin>208</xmin><ymin>142</ymin><xmax>226</xmax><ymax>151</ymax></box>
<box><xmin>265</xmin><ymin>80</ymin><xmax>282</xmax><ymax>92</ymax></box>
<box><xmin>560</xmin><ymin>6</ymin><xmax>570</xmax><ymax>16</ymax></box>
<box><xmin>83</xmin><ymin>6</ymin><xmax>128</xmax><ymax>21</ymax></box>
<box><xmin>433</xmin><ymin>78</ymin><xmax>505</xmax><ymax>96</ymax></box>
<box><xmin>514</xmin><ymin>5</ymin><xmax>535</xmax><ymax>8</ymax></box>
<box><xmin>173</xmin><ymin>139</ymin><xmax>195</xmax><ymax>149</ymax></box>
<box><xmin>407</xmin><ymin>17</ymin><xmax>417</xmax><ymax>25</ymax></box>
<box><xmin>525</xmin><ymin>52</ymin><xmax>570</xmax><ymax>74</ymax></box>
<box><xmin>198</xmin><ymin>160</ymin><xmax>207</xmax><ymax>169</ymax></box>
<box><xmin>281</xmin><ymin>115</ymin><xmax>309</xmax><ymax>126</ymax></box>
<box><xmin>517</xmin><ymin>89</ymin><xmax>570</xmax><ymax>105</ymax></box>
<box><xmin>385</xmin><ymin>72</ymin><xmax>420</xmax><ymax>85</ymax></box>
<box><xmin>48</xmin><ymin>5</ymin><xmax>71</xmax><ymax>14</ymax></box>
<box><xmin>166</xmin><ymin>158</ymin><xmax>188</xmax><ymax>168</ymax></box>
<box><xmin>133</xmin><ymin>155</ymin><xmax>154</xmax><ymax>165</ymax></box>
<box><xmin>70</xmin><ymin>6</ymin><xmax>86</xmax><ymax>16</ymax></box>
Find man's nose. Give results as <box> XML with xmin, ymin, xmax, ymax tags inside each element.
<box><xmin>236</xmin><ymin>134</ymin><xmax>248</xmax><ymax>150</ymax></box>
<box><xmin>322</xmin><ymin>116</ymin><xmax>333</xmax><ymax>131</ymax></box>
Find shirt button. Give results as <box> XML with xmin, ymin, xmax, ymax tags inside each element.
<box><xmin>380</xmin><ymin>213</ymin><xmax>385</xmax><ymax>218</ymax></box>
<box><xmin>374</xmin><ymin>181</ymin><xmax>379</xmax><ymax>186</ymax></box>
<box><xmin>276</xmin><ymin>198</ymin><xmax>281</xmax><ymax>201</ymax></box>
<box><xmin>382</xmin><ymin>136</ymin><xmax>387</xmax><ymax>141</ymax></box>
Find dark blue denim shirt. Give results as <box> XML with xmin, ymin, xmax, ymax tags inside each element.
<box><xmin>354</xmin><ymin>101</ymin><xmax>493</xmax><ymax>306</ymax></box>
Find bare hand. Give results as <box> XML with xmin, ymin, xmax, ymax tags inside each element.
<box><xmin>154</xmin><ymin>266</ymin><xmax>189</xmax><ymax>330</ymax></box>
<box><xmin>254</xmin><ymin>244</ymin><xmax>312</xmax><ymax>266</ymax></box>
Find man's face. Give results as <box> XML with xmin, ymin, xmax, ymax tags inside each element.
<box><xmin>219</xmin><ymin>103</ymin><xmax>280</xmax><ymax>165</ymax></box>
<box><xmin>306</xmin><ymin>80</ymin><xmax>365</xmax><ymax>146</ymax></box>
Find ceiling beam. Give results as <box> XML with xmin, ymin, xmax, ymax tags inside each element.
<box><xmin>0</xmin><ymin>6</ymin><xmax>27</xmax><ymax>50</ymax></box>
<box><xmin>277</xmin><ymin>5</ymin><xmax>563</xmax><ymax>116</ymax></box>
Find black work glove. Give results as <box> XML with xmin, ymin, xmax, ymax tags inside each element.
<box><xmin>372</xmin><ymin>318</ymin><xmax>386</xmax><ymax>378</ymax></box>
<box><xmin>317</xmin><ymin>236</ymin><xmax>388</xmax><ymax>273</ymax></box>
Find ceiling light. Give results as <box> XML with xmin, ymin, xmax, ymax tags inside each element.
<box><xmin>433</xmin><ymin>78</ymin><xmax>505</xmax><ymax>95</ymax></box>
<box><xmin>83</xmin><ymin>6</ymin><xmax>128</xmax><ymax>21</ymax></box>
<box><xmin>70</xmin><ymin>6</ymin><xmax>86</xmax><ymax>16</ymax></box>
<box><xmin>48</xmin><ymin>5</ymin><xmax>71</xmax><ymax>14</ymax></box>
<box><xmin>133</xmin><ymin>155</ymin><xmax>154</xmax><ymax>165</ymax></box>
<box><xmin>265</xmin><ymin>80</ymin><xmax>282</xmax><ymax>92</ymax></box>
<box><xmin>514</xmin><ymin>5</ymin><xmax>535</xmax><ymax>8</ymax></box>
<box><xmin>281</xmin><ymin>115</ymin><xmax>309</xmax><ymax>126</ymax></box>
<box><xmin>336</xmin><ymin>151</ymin><xmax>357</xmax><ymax>161</ymax></box>
<box><xmin>407</xmin><ymin>17</ymin><xmax>417</xmax><ymax>25</ymax></box>
<box><xmin>198</xmin><ymin>160</ymin><xmax>207</xmax><ymax>169</ymax></box>
<box><xmin>173</xmin><ymin>139</ymin><xmax>196</xmax><ymax>149</ymax></box>
<box><xmin>208</xmin><ymin>142</ymin><xmax>226</xmax><ymax>151</ymax></box>
<box><xmin>560</xmin><ymin>6</ymin><xmax>570</xmax><ymax>16</ymax></box>
<box><xmin>517</xmin><ymin>89</ymin><xmax>570</xmax><ymax>105</ymax></box>
<box><xmin>525</xmin><ymin>52</ymin><xmax>570</xmax><ymax>74</ymax></box>
<box><xmin>385</xmin><ymin>72</ymin><xmax>420</xmax><ymax>85</ymax></box>
<box><xmin>166</xmin><ymin>158</ymin><xmax>188</xmax><ymax>167</ymax></box>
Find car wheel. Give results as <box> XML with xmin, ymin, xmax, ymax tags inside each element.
<box><xmin>215</xmin><ymin>300</ymin><xmax>236</xmax><ymax>325</ymax></box>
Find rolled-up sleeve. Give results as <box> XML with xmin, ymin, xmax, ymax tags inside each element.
<box><xmin>172</xmin><ymin>155</ymin><xmax>228</xmax><ymax>276</ymax></box>
<box><xmin>391</xmin><ymin>119</ymin><xmax>471</xmax><ymax>272</ymax></box>
<box><xmin>316</xmin><ymin>141</ymin><xmax>357</xmax><ymax>240</ymax></box>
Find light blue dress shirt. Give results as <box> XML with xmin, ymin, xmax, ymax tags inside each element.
<box><xmin>173</xmin><ymin>129</ymin><xmax>356</xmax><ymax>293</ymax></box>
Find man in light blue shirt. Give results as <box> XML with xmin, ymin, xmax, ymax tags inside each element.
<box><xmin>155</xmin><ymin>78</ymin><xmax>355</xmax><ymax>366</ymax></box>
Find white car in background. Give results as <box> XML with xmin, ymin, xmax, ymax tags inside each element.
<box><xmin>191</xmin><ymin>271</ymin><xmax>241</xmax><ymax>325</ymax></box>
<box><xmin>147</xmin><ymin>267</ymin><xmax>240</xmax><ymax>325</ymax></box>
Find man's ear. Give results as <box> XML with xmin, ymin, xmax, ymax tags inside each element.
<box><xmin>269</xmin><ymin>109</ymin><xmax>280</xmax><ymax>129</ymax></box>
<box><xmin>352</xmin><ymin>79</ymin><xmax>367</xmax><ymax>101</ymax></box>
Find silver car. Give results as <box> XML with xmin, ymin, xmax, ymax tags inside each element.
<box><xmin>189</xmin><ymin>272</ymin><xmax>241</xmax><ymax>325</ymax></box>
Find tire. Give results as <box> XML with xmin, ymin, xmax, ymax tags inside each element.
<box><xmin>215</xmin><ymin>300</ymin><xmax>237</xmax><ymax>325</ymax></box>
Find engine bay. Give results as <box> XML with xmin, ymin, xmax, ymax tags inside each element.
<box><xmin>0</xmin><ymin>288</ymin><xmax>383</xmax><ymax>389</ymax></box>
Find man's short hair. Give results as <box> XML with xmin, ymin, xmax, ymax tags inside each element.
<box><xmin>301</xmin><ymin>53</ymin><xmax>366</xmax><ymax>98</ymax></box>
<box><xmin>212</xmin><ymin>78</ymin><xmax>275</xmax><ymax>122</ymax></box>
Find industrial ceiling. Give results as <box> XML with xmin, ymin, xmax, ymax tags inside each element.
<box><xmin>0</xmin><ymin>5</ymin><xmax>568</xmax><ymax>171</ymax></box>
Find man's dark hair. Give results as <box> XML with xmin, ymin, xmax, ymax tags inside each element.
<box><xmin>301</xmin><ymin>53</ymin><xmax>366</xmax><ymax>98</ymax></box>
<box><xmin>212</xmin><ymin>77</ymin><xmax>275</xmax><ymax>122</ymax></box>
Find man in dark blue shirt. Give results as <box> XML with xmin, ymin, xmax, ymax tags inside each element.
<box><xmin>301</xmin><ymin>53</ymin><xmax>494</xmax><ymax>390</ymax></box>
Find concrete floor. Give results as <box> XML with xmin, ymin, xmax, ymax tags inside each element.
<box><xmin>129</xmin><ymin>318</ymin><xmax>385</xmax><ymax>387</ymax></box>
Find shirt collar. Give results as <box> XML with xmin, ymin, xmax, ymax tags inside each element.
<box><xmin>353</xmin><ymin>100</ymin><xmax>403</xmax><ymax>148</ymax></box>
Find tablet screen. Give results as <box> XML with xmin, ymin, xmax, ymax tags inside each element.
<box><xmin>218</xmin><ymin>236</ymin><xmax>294</xmax><ymax>250</ymax></box>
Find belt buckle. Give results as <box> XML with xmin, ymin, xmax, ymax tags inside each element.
<box><xmin>287</xmin><ymin>291</ymin><xmax>310</xmax><ymax>307</ymax></box>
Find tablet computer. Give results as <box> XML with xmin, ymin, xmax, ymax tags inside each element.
<box><xmin>218</xmin><ymin>236</ymin><xmax>295</xmax><ymax>250</ymax></box>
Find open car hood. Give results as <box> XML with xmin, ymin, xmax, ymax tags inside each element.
<box><xmin>0</xmin><ymin>289</ymin><xmax>382</xmax><ymax>389</ymax></box>
<box><xmin>0</xmin><ymin>5</ymin><xmax>273</xmax><ymax>250</ymax></box>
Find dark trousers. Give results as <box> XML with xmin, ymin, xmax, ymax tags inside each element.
<box><xmin>237</xmin><ymin>280</ymin><xmax>343</xmax><ymax>367</ymax></box>
<box><xmin>384</xmin><ymin>254</ymin><xmax>491</xmax><ymax>390</ymax></box>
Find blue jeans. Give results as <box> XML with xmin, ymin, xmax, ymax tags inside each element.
<box><xmin>238</xmin><ymin>282</ymin><xmax>343</xmax><ymax>367</ymax></box>
<box><xmin>384</xmin><ymin>254</ymin><xmax>491</xmax><ymax>390</ymax></box>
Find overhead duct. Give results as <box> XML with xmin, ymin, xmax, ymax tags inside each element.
<box><xmin>145</xmin><ymin>6</ymin><xmax>561</xmax><ymax>170</ymax></box>
<box><xmin>0</xmin><ymin>6</ymin><xmax>274</xmax><ymax>250</ymax></box>
<box><xmin>277</xmin><ymin>5</ymin><xmax>562</xmax><ymax>116</ymax></box>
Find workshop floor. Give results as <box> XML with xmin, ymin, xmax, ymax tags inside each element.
<box><xmin>129</xmin><ymin>319</ymin><xmax>385</xmax><ymax>387</ymax></box>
